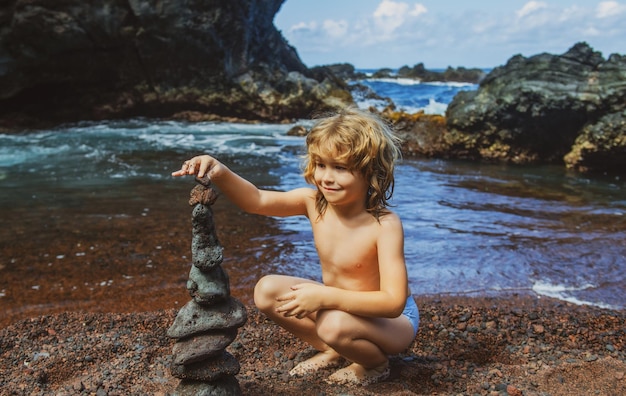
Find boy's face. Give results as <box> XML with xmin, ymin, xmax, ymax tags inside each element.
<box><xmin>312</xmin><ymin>151</ymin><xmax>369</xmax><ymax>209</ymax></box>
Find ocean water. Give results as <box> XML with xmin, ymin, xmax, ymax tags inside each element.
<box><xmin>353</xmin><ymin>77</ymin><xmax>476</xmax><ymax>115</ymax></box>
<box><xmin>1</xmin><ymin>77</ymin><xmax>625</xmax><ymax>310</ymax></box>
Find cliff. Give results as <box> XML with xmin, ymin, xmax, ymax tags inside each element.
<box><xmin>0</xmin><ymin>0</ymin><xmax>352</xmax><ymax>126</ymax></box>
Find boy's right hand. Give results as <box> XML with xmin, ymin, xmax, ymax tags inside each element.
<box><xmin>171</xmin><ymin>155</ymin><xmax>222</xmax><ymax>178</ymax></box>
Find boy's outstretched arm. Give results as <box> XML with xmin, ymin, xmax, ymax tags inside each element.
<box><xmin>172</xmin><ymin>154</ymin><xmax>310</xmax><ymax>218</ymax></box>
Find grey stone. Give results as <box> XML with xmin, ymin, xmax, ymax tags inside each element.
<box><xmin>167</xmin><ymin>299</ymin><xmax>247</xmax><ymax>339</ymax></box>
<box><xmin>172</xmin><ymin>376</ymin><xmax>241</xmax><ymax>396</ymax></box>
<box><xmin>170</xmin><ymin>352</ymin><xmax>240</xmax><ymax>381</ymax></box>
<box><xmin>191</xmin><ymin>205</ymin><xmax>223</xmax><ymax>271</ymax></box>
<box><xmin>187</xmin><ymin>265</ymin><xmax>230</xmax><ymax>305</ymax></box>
<box><xmin>172</xmin><ymin>331</ymin><xmax>237</xmax><ymax>365</ymax></box>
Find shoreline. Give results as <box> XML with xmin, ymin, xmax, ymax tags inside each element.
<box><xmin>1</xmin><ymin>294</ymin><xmax>624</xmax><ymax>395</ymax></box>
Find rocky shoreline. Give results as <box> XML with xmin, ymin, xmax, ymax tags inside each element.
<box><xmin>1</xmin><ymin>295</ymin><xmax>624</xmax><ymax>395</ymax></box>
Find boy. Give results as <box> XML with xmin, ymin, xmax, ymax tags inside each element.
<box><xmin>172</xmin><ymin>107</ymin><xmax>418</xmax><ymax>385</ymax></box>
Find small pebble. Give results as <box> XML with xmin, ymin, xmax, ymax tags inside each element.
<box><xmin>533</xmin><ymin>324</ymin><xmax>545</xmax><ymax>334</ymax></box>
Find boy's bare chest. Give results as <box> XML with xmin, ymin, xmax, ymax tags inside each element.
<box><xmin>311</xmin><ymin>218</ymin><xmax>379</xmax><ymax>269</ymax></box>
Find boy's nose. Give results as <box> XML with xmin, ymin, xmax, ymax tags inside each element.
<box><xmin>321</xmin><ymin>169</ymin><xmax>334</xmax><ymax>182</ymax></box>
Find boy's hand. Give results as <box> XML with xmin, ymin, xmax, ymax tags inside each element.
<box><xmin>276</xmin><ymin>283</ymin><xmax>325</xmax><ymax>319</ymax></box>
<box><xmin>172</xmin><ymin>155</ymin><xmax>219</xmax><ymax>178</ymax></box>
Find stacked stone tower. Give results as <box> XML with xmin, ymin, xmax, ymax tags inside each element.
<box><xmin>167</xmin><ymin>176</ymin><xmax>247</xmax><ymax>395</ymax></box>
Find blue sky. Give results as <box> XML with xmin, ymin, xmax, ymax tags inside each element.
<box><xmin>274</xmin><ymin>0</ymin><xmax>626</xmax><ymax>69</ymax></box>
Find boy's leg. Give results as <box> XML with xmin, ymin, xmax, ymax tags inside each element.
<box><xmin>253</xmin><ymin>275</ymin><xmax>342</xmax><ymax>374</ymax></box>
<box><xmin>316</xmin><ymin>309</ymin><xmax>415</xmax><ymax>385</ymax></box>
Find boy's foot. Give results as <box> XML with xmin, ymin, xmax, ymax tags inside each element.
<box><xmin>289</xmin><ymin>350</ymin><xmax>342</xmax><ymax>376</ymax></box>
<box><xmin>326</xmin><ymin>361</ymin><xmax>390</xmax><ymax>386</ymax></box>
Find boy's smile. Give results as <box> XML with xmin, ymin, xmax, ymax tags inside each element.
<box><xmin>313</xmin><ymin>153</ymin><xmax>369</xmax><ymax>208</ymax></box>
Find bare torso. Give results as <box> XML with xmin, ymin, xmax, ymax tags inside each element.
<box><xmin>310</xmin><ymin>205</ymin><xmax>384</xmax><ymax>292</ymax></box>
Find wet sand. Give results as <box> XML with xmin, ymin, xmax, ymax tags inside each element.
<box><xmin>0</xmin><ymin>182</ymin><xmax>285</xmax><ymax>328</ymax></box>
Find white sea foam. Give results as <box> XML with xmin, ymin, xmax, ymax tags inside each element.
<box><xmin>134</xmin><ymin>122</ymin><xmax>303</xmax><ymax>157</ymax></box>
<box><xmin>423</xmin><ymin>98</ymin><xmax>448</xmax><ymax>115</ymax></box>
<box><xmin>423</xmin><ymin>81</ymin><xmax>477</xmax><ymax>88</ymax></box>
<box><xmin>355</xmin><ymin>98</ymin><xmax>391</xmax><ymax>112</ymax></box>
<box><xmin>0</xmin><ymin>135</ymin><xmax>74</xmax><ymax>167</ymax></box>
<box><xmin>364</xmin><ymin>78</ymin><xmax>476</xmax><ymax>88</ymax></box>
<box><xmin>367</xmin><ymin>77</ymin><xmax>423</xmax><ymax>86</ymax></box>
<box><xmin>364</xmin><ymin>98</ymin><xmax>449</xmax><ymax>116</ymax></box>
<box><xmin>531</xmin><ymin>280</ymin><xmax>618</xmax><ymax>309</ymax></box>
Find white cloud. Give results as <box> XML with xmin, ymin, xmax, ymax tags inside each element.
<box><xmin>322</xmin><ymin>19</ymin><xmax>348</xmax><ymax>38</ymax></box>
<box><xmin>581</xmin><ymin>26</ymin><xmax>601</xmax><ymax>36</ymax></box>
<box><xmin>596</xmin><ymin>1</ymin><xmax>626</xmax><ymax>18</ymax></box>
<box><xmin>373</xmin><ymin>0</ymin><xmax>409</xmax><ymax>34</ymax></box>
<box><xmin>372</xmin><ymin>1</ymin><xmax>428</xmax><ymax>35</ymax></box>
<box><xmin>410</xmin><ymin>4</ymin><xmax>428</xmax><ymax>17</ymax></box>
<box><xmin>516</xmin><ymin>1</ymin><xmax>548</xmax><ymax>18</ymax></box>
<box><xmin>558</xmin><ymin>5</ymin><xmax>584</xmax><ymax>22</ymax></box>
<box><xmin>289</xmin><ymin>21</ymin><xmax>317</xmax><ymax>34</ymax></box>
<box><xmin>373</xmin><ymin>0</ymin><xmax>409</xmax><ymax>18</ymax></box>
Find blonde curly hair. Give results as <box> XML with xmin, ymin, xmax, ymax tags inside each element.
<box><xmin>302</xmin><ymin>107</ymin><xmax>402</xmax><ymax>219</ymax></box>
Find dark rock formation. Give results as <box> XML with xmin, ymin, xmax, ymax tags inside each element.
<box><xmin>564</xmin><ymin>110</ymin><xmax>626</xmax><ymax>172</ymax></box>
<box><xmin>442</xmin><ymin>42</ymin><xmax>626</xmax><ymax>173</ymax></box>
<box><xmin>312</xmin><ymin>62</ymin><xmax>485</xmax><ymax>83</ymax></box>
<box><xmin>381</xmin><ymin>109</ymin><xmax>449</xmax><ymax>158</ymax></box>
<box><xmin>0</xmin><ymin>0</ymin><xmax>352</xmax><ymax>127</ymax></box>
<box><xmin>371</xmin><ymin>67</ymin><xmax>396</xmax><ymax>79</ymax></box>
<box><xmin>397</xmin><ymin>63</ymin><xmax>486</xmax><ymax>84</ymax></box>
<box><xmin>167</xmin><ymin>176</ymin><xmax>247</xmax><ymax>395</ymax></box>
<box><xmin>311</xmin><ymin>63</ymin><xmax>367</xmax><ymax>81</ymax></box>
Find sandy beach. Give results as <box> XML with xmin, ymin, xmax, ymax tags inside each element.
<box><xmin>1</xmin><ymin>295</ymin><xmax>624</xmax><ymax>395</ymax></box>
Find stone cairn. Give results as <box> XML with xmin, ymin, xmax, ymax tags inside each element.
<box><xmin>167</xmin><ymin>176</ymin><xmax>248</xmax><ymax>395</ymax></box>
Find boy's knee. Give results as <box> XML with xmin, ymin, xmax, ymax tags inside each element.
<box><xmin>253</xmin><ymin>275</ymin><xmax>277</xmax><ymax>311</ymax></box>
<box><xmin>316</xmin><ymin>310</ymin><xmax>350</xmax><ymax>345</ymax></box>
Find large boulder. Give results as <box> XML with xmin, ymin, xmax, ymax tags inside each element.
<box><xmin>444</xmin><ymin>42</ymin><xmax>626</xmax><ymax>173</ymax></box>
<box><xmin>0</xmin><ymin>0</ymin><xmax>352</xmax><ymax>126</ymax></box>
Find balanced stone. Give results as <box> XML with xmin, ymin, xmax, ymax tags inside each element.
<box><xmin>189</xmin><ymin>182</ymin><xmax>218</xmax><ymax>204</ymax></box>
<box><xmin>167</xmin><ymin>289</ymin><xmax>247</xmax><ymax>339</ymax></box>
<box><xmin>187</xmin><ymin>264</ymin><xmax>230</xmax><ymax>304</ymax></box>
<box><xmin>170</xmin><ymin>351</ymin><xmax>240</xmax><ymax>381</ymax></box>
<box><xmin>172</xmin><ymin>330</ymin><xmax>237</xmax><ymax>365</ymax></box>
<box><xmin>172</xmin><ymin>376</ymin><xmax>242</xmax><ymax>396</ymax></box>
<box><xmin>168</xmin><ymin>177</ymin><xmax>246</xmax><ymax>395</ymax></box>
<box><xmin>192</xmin><ymin>205</ymin><xmax>224</xmax><ymax>271</ymax></box>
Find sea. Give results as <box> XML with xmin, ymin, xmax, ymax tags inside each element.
<box><xmin>1</xmin><ymin>71</ymin><xmax>625</xmax><ymax>310</ymax></box>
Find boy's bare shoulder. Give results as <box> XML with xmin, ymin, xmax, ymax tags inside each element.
<box><xmin>378</xmin><ymin>210</ymin><xmax>403</xmax><ymax>227</ymax></box>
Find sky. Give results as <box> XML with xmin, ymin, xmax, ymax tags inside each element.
<box><xmin>274</xmin><ymin>0</ymin><xmax>626</xmax><ymax>69</ymax></box>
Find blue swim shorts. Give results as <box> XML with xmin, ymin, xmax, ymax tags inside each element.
<box><xmin>402</xmin><ymin>296</ymin><xmax>420</xmax><ymax>337</ymax></box>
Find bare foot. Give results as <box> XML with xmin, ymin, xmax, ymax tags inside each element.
<box><xmin>326</xmin><ymin>361</ymin><xmax>390</xmax><ymax>386</ymax></box>
<box><xmin>289</xmin><ymin>350</ymin><xmax>342</xmax><ymax>376</ymax></box>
